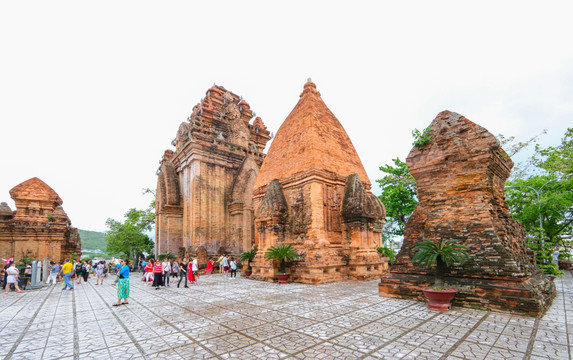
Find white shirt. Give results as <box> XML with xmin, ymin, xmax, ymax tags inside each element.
<box><xmin>192</xmin><ymin>259</ymin><xmax>198</xmax><ymax>272</ymax></box>
<box><xmin>230</xmin><ymin>261</ymin><xmax>237</xmax><ymax>270</ymax></box>
<box><xmin>222</xmin><ymin>257</ymin><xmax>229</xmax><ymax>267</ymax></box>
<box><xmin>6</xmin><ymin>265</ymin><xmax>18</xmax><ymax>283</ymax></box>
<box><xmin>162</xmin><ymin>261</ymin><xmax>171</xmax><ymax>272</ymax></box>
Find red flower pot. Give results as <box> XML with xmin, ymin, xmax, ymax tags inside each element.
<box><xmin>244</xmin><ymin>270</ymin><xmax>252</xmax><ymax>279</ymax></box>
<box><xmin>276</xmin><ymin>273</ymin><xmax>291</xmax><ymax>284</ymax></box>
<box><xmin>420</xmin><ymin>287</ymin><xmax>458</xmax><ymax>311</ymax></box>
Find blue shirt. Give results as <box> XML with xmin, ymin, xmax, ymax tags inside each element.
<box><xmin>119</xmin><ymin>265</ymin><xmax>130</xmax><ymax>278</ymax></box>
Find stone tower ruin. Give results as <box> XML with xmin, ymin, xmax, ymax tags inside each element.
<box><xmin>378</xmin><ymin>111</ymin><xmax>555</xmax><ymax>316</ymax></box>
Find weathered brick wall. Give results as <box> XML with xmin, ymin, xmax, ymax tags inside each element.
<box><xmin>379</xmin><ymin>111</ymin><xmax>555</xmax><ymax>316</ymax></box>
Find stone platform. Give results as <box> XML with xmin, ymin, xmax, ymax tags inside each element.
<box><xmin>1</xmin><ymin>272</ymin><xmax>572</xmax><ymax>359</ymax></box>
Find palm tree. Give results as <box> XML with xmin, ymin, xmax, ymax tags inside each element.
<box><xmin>412</xmin><ymin>238</ymin><xmax>469</xmax><ymax>288</ymax></box>
<box><xmin>264</xmin><ymin>244</ymin><xmax>299</xmax><ymax>273</ymax></box>
<box><xmin>239</xmin><ymin>248</ymin><xmax>257</xmax><ymax>270</ymax></box>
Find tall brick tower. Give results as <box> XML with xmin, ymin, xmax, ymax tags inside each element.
<box><xmin>251</xmin><ymin>80</ymin><xmax>387</xmax><ymax>283</ymax></box>
<box><xmin>155</xmin><ymin>86</ymin><xmax>271</xmax><ymax>261</ymax></box>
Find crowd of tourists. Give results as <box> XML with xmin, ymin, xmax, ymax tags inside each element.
<box><xmin>2</xmin><ymin>254</ymin><xmax>240</xmax><ymax>308</ymax></box>
<box><xmin>138</xmin><ymin>254</ymin><xmax>238</xmax><ymax>291</ymax></box>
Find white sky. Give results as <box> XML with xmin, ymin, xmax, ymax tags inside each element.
<box><xmin>1</xmin><ymin>1</ymin><xmax>572</xmax><ymax>232</ymax></box>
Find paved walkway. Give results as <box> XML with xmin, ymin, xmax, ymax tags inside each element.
<box><xmin>1</xmin><ymin>271</ymin><xmax>572</xmax><ymax>360</ymax></box>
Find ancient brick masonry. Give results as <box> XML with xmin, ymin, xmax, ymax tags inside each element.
<box><xmin>0</xmin><ymin>178</ymin><xmax>81</xmax><ymax>262</ymax></box>
<box><xmin>155</xmin><ymin>86</ymin><xmax>271</xmax><ymax>262</ymax></box>
<box><xmin>378</xmin><ymin>111</ymin><xmax>555</xmax><ymax>316</ymax></box>
<box><xmin>251</xmin><ymin>80</ymin><xmax>388</xmax><ymax>284</ymax></box>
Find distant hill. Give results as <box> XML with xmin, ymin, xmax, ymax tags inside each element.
<box><xmin>78</xmin><ymin>229</ymin><xmax>106</xmax><ymax>251</ymax></box>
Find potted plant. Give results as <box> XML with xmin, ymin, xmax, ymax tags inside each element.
<box><xmin>264</xmin><ymin>243</ymin><xmax>299</xmax><ymax>284</ymax></box>
<box><xmin>239</xmin><ymin>248</ymin><xmax>257</xmax><ymax>278</ymax></box>
<box><xmin>412</xmin><ymin>238</ymin><xmax>469</xmax><ymax>311</ymax></box>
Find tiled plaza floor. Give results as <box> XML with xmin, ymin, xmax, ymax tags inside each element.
<box><xmin>1</xmin><ymin>271</ymin><xmax>572</xmax><ymax>360</ymax></box>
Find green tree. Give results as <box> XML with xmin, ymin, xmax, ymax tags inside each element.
<box><xmin>376</xmin><ymin>158</ymin><xmax>418</xmax><ymax>240</ymax></box>
<box><xmin>505</xmin><ymin>128</ymin><xmax>573</xmax><ymax>264</ymax></box>
<box><xmin>105</xmin><ymin>207</ymin><xmax>155</xmax><ymax>258</ymax></box>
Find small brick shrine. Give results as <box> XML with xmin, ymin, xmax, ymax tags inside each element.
<box><xmin>378</xmin><ymin>111</ymin><xmax>555</xmax><ymax>316</ymax></box>
<box><xmin>251</xmin><ymin>80</ymin><xmax>387</xmax><ymax>284</ymax></box>
<box><xmin>0</xmin><ymin>177</ymin><xmax>81</xmax><ymax>262</ymax></box>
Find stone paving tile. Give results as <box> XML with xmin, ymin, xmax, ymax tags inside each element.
<box><xmin>262</xmin><ymin>330</ymin><xmax>323</xmax><ymax>354</ymax></box>
<box><xmin>2</xmin><ymin>272</ymin><xmax>573</xmax><ymax>359</ymax></box>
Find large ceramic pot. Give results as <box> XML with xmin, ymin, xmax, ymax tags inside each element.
<box><xmin>275</xmin><ymin>273</ymin><xmax>291</xmax><ymax>284</ymax></box>
<box><xmin>420</xmin><ymin>287</ymin><xmax>458</xmax><ymax>311</ymax></box>
<box><xmin>244</xmin><ymin>270</ymin><xmax>252</xmax><ymax>279</ymax></box>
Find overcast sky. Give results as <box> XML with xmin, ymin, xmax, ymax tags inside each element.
<box><xmin>1</xmin><ymin>1</ymin><xmax>572</xmax><ymax>232</ymax></box>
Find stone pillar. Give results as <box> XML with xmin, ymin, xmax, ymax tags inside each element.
<box><xmin>29</xmin><ymin>260</ymin><xmax>43</xmax><ymax>289</ymax></box>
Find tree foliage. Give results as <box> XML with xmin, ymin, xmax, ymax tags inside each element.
<box><xmin>376</xmin><ymin>158</ymin><xmax>418</xmax><ymax>240</ymax></box>
<box><xmin>105</xmin><ymin>207</ymin><xmax>155</xmax><ymax>258</ymax></box>
<box><xmin>505</xmin><ymin>128</ymin><xmax>573</xmax><ymax>264</ymax></box>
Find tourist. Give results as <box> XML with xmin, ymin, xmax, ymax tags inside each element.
<box><xmin>144</xmin><ymin>260</ymin><xmax>154</xmax><ymax>283</ymax></box>
<box><xmin>217</xmin><ymin>255</ymin><xmax>224</xmax><ymax>274</ymax></box>
<box><xmin>75</xmin><ymin>260</ymin><xmax>84</xmax><ymax>284</ymax></box>
<box><xmin>59</xmin><ymin>259</ymin><xmax>74</xmax><ymax>291</ymax></box>
<box><xmin>140</xmin><ymin>258</ymin><xmax>147</xmax><ymax>275</ymax></box>
<box><xmin>222</xmin><ymin>255</ymin><xmax>229</xmax><ymax>275</ymax></box>
<box><xmin>188</xmin><ymin>259</ymin><xmax>196</xmax><ymax>284</ymax></box>
<box><xmin>177</xmin><ymin>258</ymin><xmax>188</xmax><ymax>288</ymax></box>
<box><xmin>162</xmin><ymin>258</ymin><xmax>171</xmax><ymax>286</ymax></box>
<box><xmin>191</xmin><ymin>257</ymin><xmax>199</xmax><ymax>284</ymax></box>
<box><xmin>152</xmin><ymin>259</ymin><xmax>163</xmax><ymax>290</ymax></box>
<box><xmin>4</xmin><ymin>261</ymin><xmax>24</xmax><ymax>295</ymax></box>
<box><xmin>553</xmin><ymin>247</ymin><xmax>560</xmax><ymax>265</ymax></box>
<box><xmin>45</xmin><ymin>261</ymin><xmax>59</xmax><ymax>285</ymax></box>
<box><xmin>171</xmin><ymin>260</ymin><xmax>179</xmax><ymax>279</ymax></box>
<box><xmin>2</xmin><ymin>260</ymin><xmax>10</xmax><ymax>290</ymax></box>
<box><xmin>204</xmin><ymin>258</ymin><xmax>214</xmax><ymax>275</ymax></box>
<box><xmin>113</xmin><ymin>259</ymin><xmax>130</xmax><ymax>306</ymax></box>
<box><xmin>82</xmin><ymin>260</ymin><xmax>90</xmax><ymax>283</ymax></box>
<box><xmin>229</xmin><ymin>257</ymin><xmax>237</xmax><ymax>279</ymax></box>
<box><xmin>96</xmin><ymin>261</ymin><xmax>106</xmax><ymax>285</ymax></box>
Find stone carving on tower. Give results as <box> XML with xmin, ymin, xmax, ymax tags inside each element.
<box><xmin>155</xmin><ymin>85</ymin><xmax>271</xmax><ymax>261</ymax></box>
<box><xmin>251</xmin><ymin>80</ymin><xmax>388</xmax><ymax>284</ymax></box>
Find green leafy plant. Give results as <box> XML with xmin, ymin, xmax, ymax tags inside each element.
<box><xmin>412</xmin><ymin>239</ymin><xmax>469</xmax><ymax>288</ymax></box>
<box><xmin>412</xmin><ymin>127</ymin><xmax>431</xmax><ymax>147</ymax></box>
<box><xmin>539</xmin><ymin>263</ymin><xmax>564</xmax><ymax>276</ymax></box>
<box><xmin>264</xmin><ymin>244</ymin><xmax>299</xmax><ymax>274</ymax></box>
<box><xmin>18</xmin><ymin>257</ymin><xmax>35</xmax><ymax>265</ymax></box>
<box><xmin>47</xmin><ymin>214</ymin><xmax>55</xmax><ymax>222</ymax></box>
<box><xmin>240</xmin><ymin>248</ymin><xmax>257</xmax><ymax>270</ymax></box>
<box><xmin>377</xmin><ymin>246</ymin><xmax>396</xmax><ymax>265</ymax></box>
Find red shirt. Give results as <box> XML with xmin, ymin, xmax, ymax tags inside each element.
<box><xmin>154</xmin><ymin>263</ymin><xmax>163</xmax><ymax>273</ymax></box>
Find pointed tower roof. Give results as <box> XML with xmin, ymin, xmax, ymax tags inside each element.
<box><xmin>9</xmin><ymin>177</ymin><xmax>63</xmax><ymax>205</ymax></box>
<box><xmin>254</xmin><ymin>80</ymin><xmax>371</xmax><ymax>191</ymax></box>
